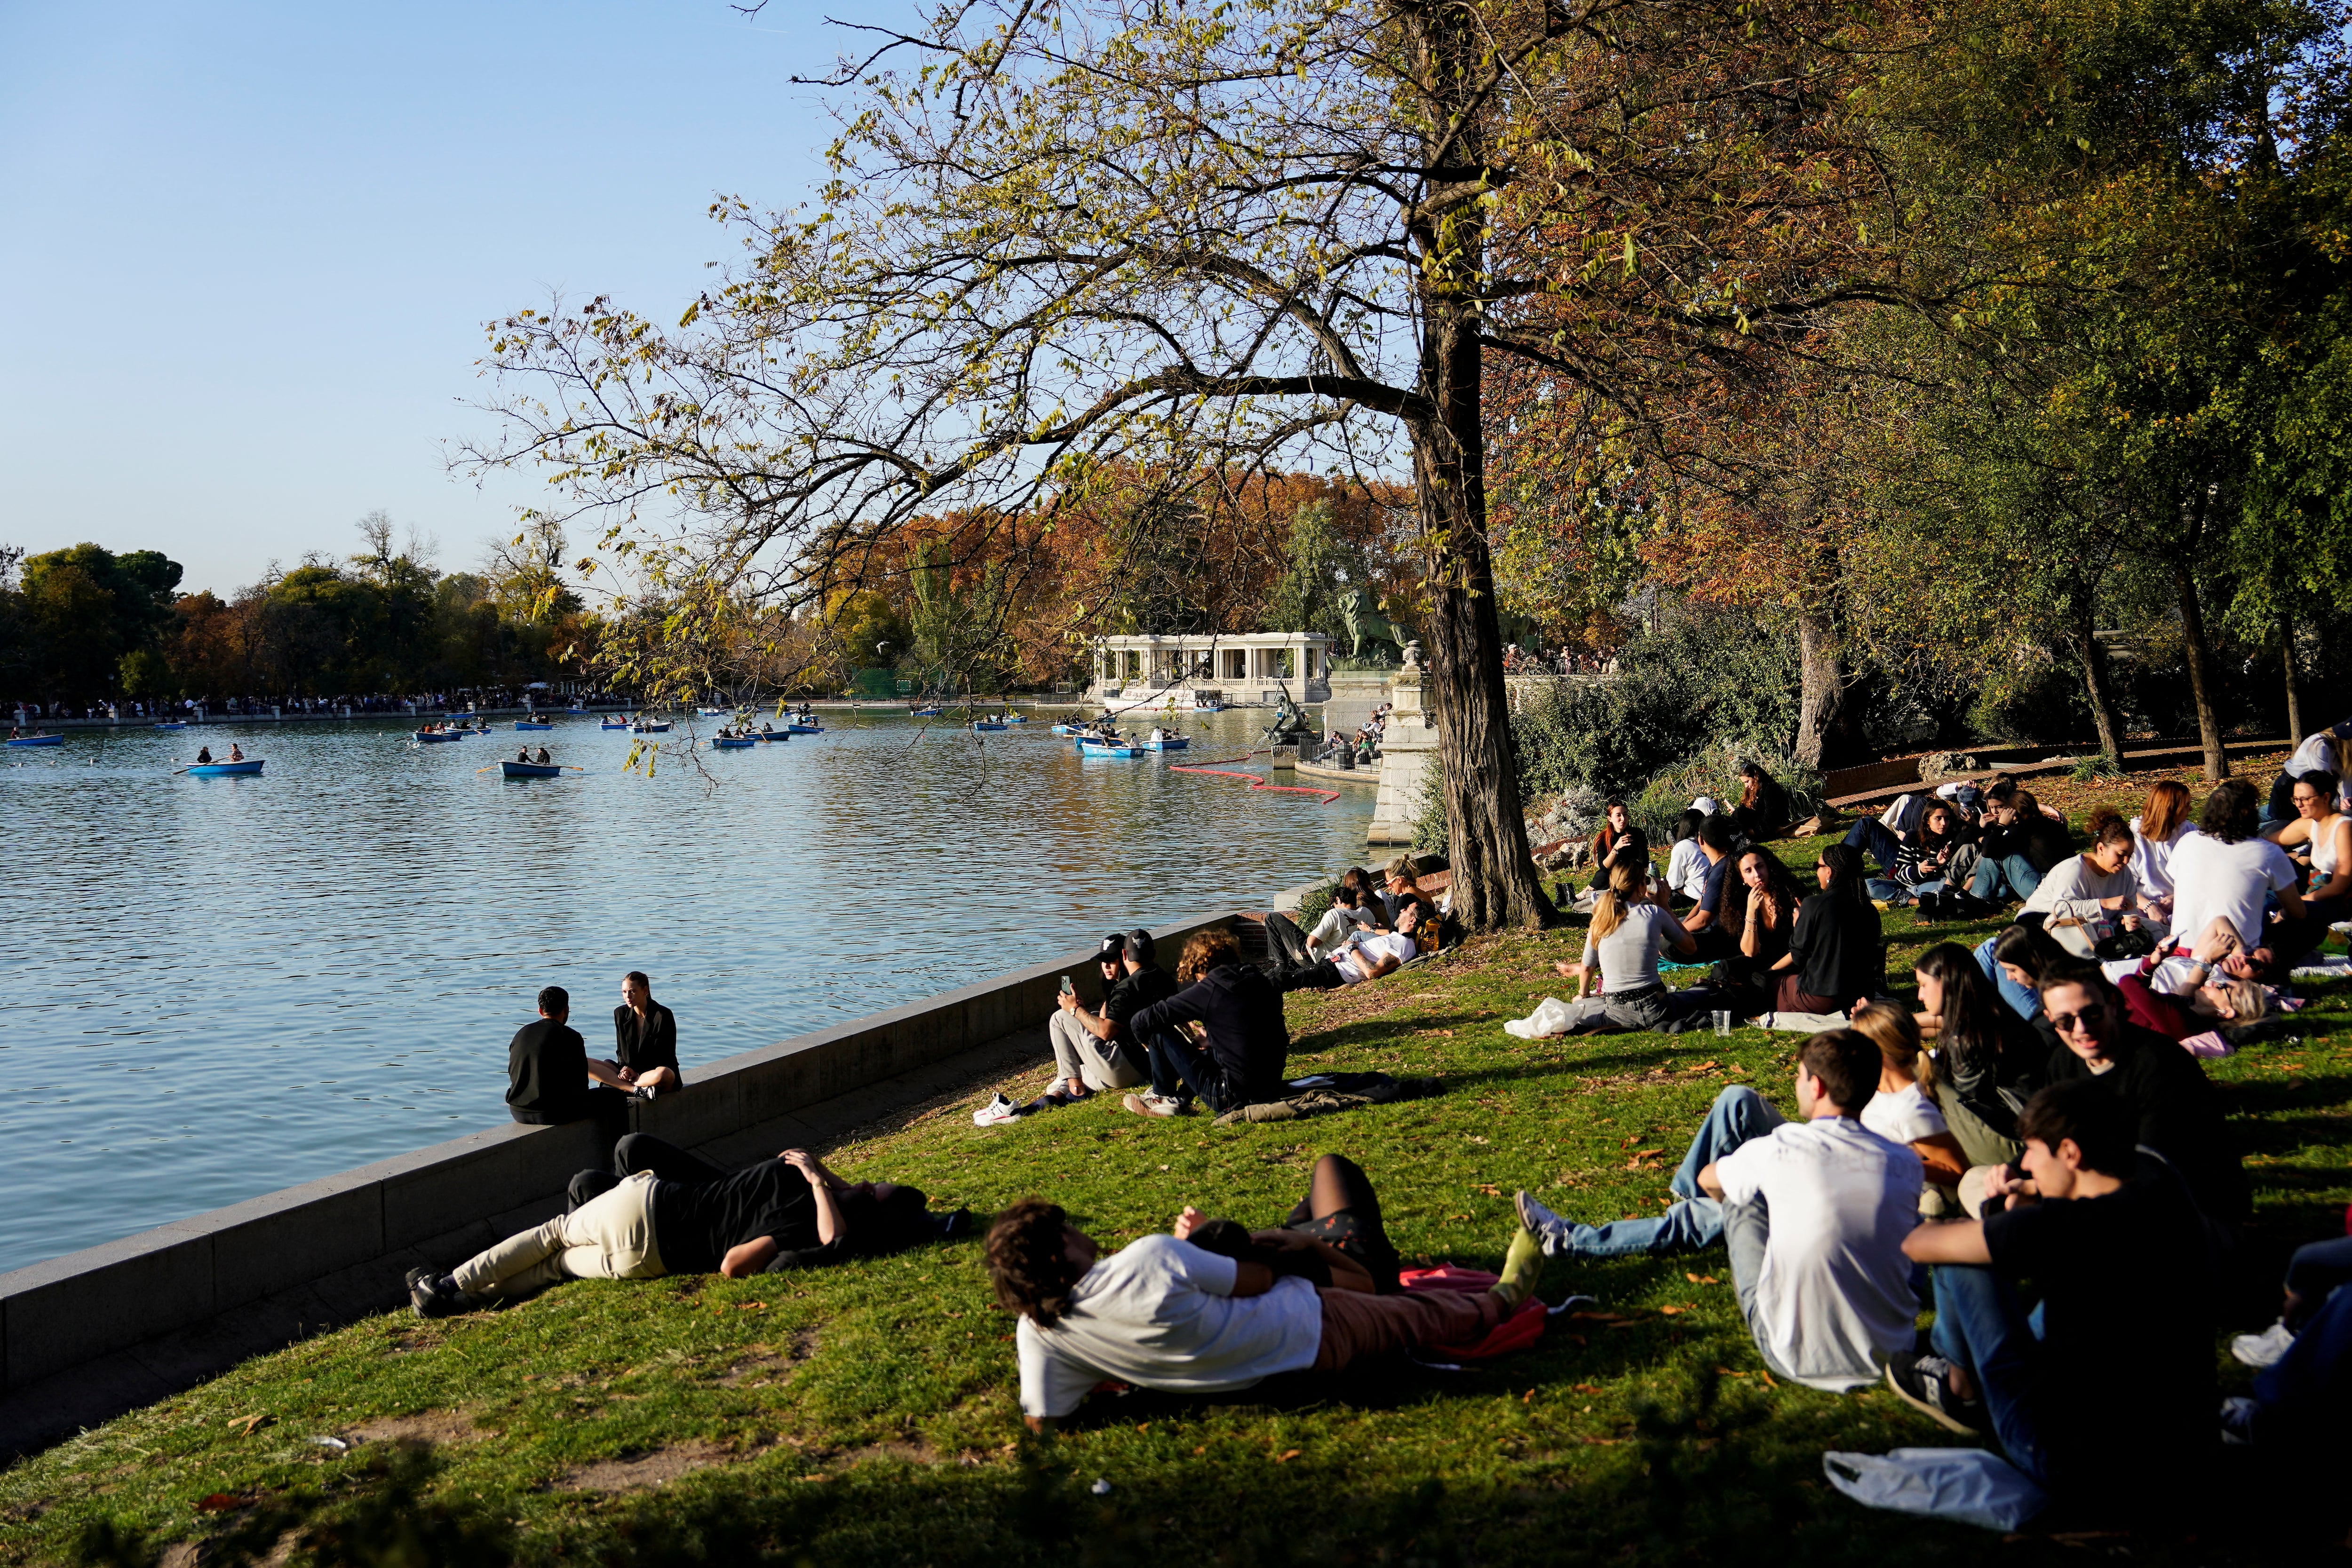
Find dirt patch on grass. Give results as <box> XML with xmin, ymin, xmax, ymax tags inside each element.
<box><xmin>555</xmin><ymin>1442</ymin><xmax>735</xmax><ymax>1493</ymax></box>
<box><xmin>345</xmin><ymin>1410</ymin><xmax>479</xmax><ymax>1446</ymax></box>
<box><xmin>719</xmin><ymin>1330</ymin><xmax>817</xmax><ymax>1388</ymax></box>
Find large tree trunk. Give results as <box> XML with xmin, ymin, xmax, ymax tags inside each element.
<box><xmin>2175</xmin><ymin>564</ymin><xmax>2228</xmax><ymax>781</ymax></box>
<box><xmin>2065</xmin><ymin>611</ymin><xmax>2126</xmax><ymax>764</ymax></box>
<box><xmin>1792</xmin><ymin>602</ymin><xmax>1845</xmax><ymax>772</ymax></box>
<box><xmin>2281</xmin><ymin>613</ymin><xmax>2304</xmax><ymax>742</ymax></box>
<box><xmin>1408</xmin><ymin>2</ymin><xmax>1551</xmax><ymax>933</ymax></box>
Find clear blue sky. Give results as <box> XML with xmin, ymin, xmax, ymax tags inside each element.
<box><xmin>0</xmin><ymin>0</ymin><xmax>882</xmax><ymax>596</ymax></box>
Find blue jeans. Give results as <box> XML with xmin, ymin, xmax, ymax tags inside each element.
<box><xmin>1530</xmin><ymin>1086</ymin><xmax>1785</xmax><ymax>1257</ymax></box>
<box><xmin>1973</xmin><ymin>936</ymin><xmax>2042</xmax><ymax>1021</ymax></box>
<box><xmin>1843</xmin><ymin>817</ymin><xmax>1902</xmax><ymax>875</ymax></box>
<box><xmin>2257</xmin><ymin>1260</ymin><xmax>2352</xmax><ymax>1437</ymax></box>
<box><xmin>1930</xmin><ymin>1263</ymin><xmax>2050</xmax><ymax>1485</ymax></box>
<box><xmin>1146</xmin><ymin>1031</ymin><xmax>1240</xmax><ymax>1112</ymax></box>
<box><xmin>1970</xmin><ymin>853</ymin><xmax>2043</xmax><ymax>903</ymax></box>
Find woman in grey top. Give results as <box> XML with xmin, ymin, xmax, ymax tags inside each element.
<box><xmin>1548</xmin><ymin>861</ymin><xmax>1698</xmax><ymax>1033</ymax></box>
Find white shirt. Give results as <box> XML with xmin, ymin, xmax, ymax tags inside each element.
<box><xmin>1335</xmin><ymin>930</ymin><xmax>1416</xmax><ymax>982</ymax></box>
<box><xmin>1711</xmin><ymin>1117</ymin><xmax>1923</xmax><ymax>1393</ymax></box>
<box><xmin>1666</xmin><ymin>838</ymin><xmax>1707</xmax><ymax>901</ymax></box>
<box><xmin>2168</xmin><ymin>831</ymin><xmax>2297</xmax><ymax>949</ymax></box>
<box><xmin>1306</xmin><ymin>902</ymin><xmax>1382</xmax><ymax>955</ymax></box>
<box><xmin>2020</xmin><ymin>855</ymin><xmax>2136</xmax><ymax>924</ymax></box>
<box><xmin>1860</xmin><ymin>1081</ymin><xmax>1949</xmax><ymax>1148</ymax></box>
<box><xmin>2129</xmin><ymin>817</ymin><xmax>2188</xmax><ymax>900</ymax></box>
<box><xmin>1015</xmin><ymin>1235</ymin><xmax>1323</xmax><ymax>1417</ymax></box>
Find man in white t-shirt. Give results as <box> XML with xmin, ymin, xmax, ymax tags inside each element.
<box><xmin>1518</xmin><ymin>1030</ymin><xmax>1922</xmax><ymax>1391</ymax></box>
<box><xmin>989</xmin><ymin>1198</ymin><xmax>1547</xmax><ymax>1426</ymax></box>
<box><xmin>2167</xmin><ymin>778</ymin><xmax>2304</xmax><ymax>979</ymax></box>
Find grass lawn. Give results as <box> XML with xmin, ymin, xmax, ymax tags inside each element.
<box><xmin>7</xmin><ymin>793</ymin><xmax>2348</xmax><ymax>1566</ymax></box>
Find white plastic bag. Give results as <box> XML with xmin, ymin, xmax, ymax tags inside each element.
<box><xmin>1504</xmin><ymin>997</ymin><xmax>1574</xmax><ymax>1038</ymax></box>
<box><xmin>1822</xmin><ymin>1448</ymin><xmax>2046</xmax><ymax>1532</ymax></box>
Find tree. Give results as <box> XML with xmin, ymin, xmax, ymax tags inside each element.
<box><xmin>462</xmin><ymin>0</ymin><xmax>1931</xmax><ymax>927</ymax></box>
<box><xmin>18</xmin><ymin>543</ymin><xmax>184</xmax><ymax>699</ymax></box>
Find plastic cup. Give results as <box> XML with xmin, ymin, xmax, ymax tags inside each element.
<box><xmin>1712</xmin><ymin>1009</ymin><xmax>1733</xmax><ymax>1036</ymax></box>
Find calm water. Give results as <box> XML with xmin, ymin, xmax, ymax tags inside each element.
<box><xmin>0</xmin><ymin>712</ymin><xmax>1372</xmax><ymax>1272</ymax></box>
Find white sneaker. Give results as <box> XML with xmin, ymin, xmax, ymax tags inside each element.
<box><xmin>2231</xmin><ymin>1321</ymin><xmax>2295</xmax><ymax>1368</ymax></box>
<box><xmin>971</xmin><ymin>1093</ymin><xmax>1022</xmax><ymax>1128</ymax></box>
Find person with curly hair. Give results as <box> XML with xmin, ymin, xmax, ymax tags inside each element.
<box><xmin>1121</xmin><ymin>925</ymin><xmax>1288</xmax><ymax>1118</ymax></box>
<box><xmin>988</xmin><ymin>1190</ymin><xmax>1545</xmax><ymax>1429</ymax></box>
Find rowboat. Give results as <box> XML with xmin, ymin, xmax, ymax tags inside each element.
<box><xmin>499</xmin><ymin>760</ymin><xmax>563</xmax><ymax>778</ymax></box>
<box><xmin>711</xmin><ymin>735</ymin><xmax>760</xmax><ymax>749</ymax></box>
<box><xmin>971</xmin><ymin>721</ymin><xmax>1007</xmax><ymax>732</ymax></box>
<box><xmin>1077</xmin><ymin>739</ymin><xmax>1147</xmax><ymax>759</ymax></box>
<box><xmin>696</xmin><ymin>706</ymin><xmax>733</xmax><ymax>716</ymax></box>
<box><xmin>1137</xmin><ymin>735</ymin><xmax>1191</xmax><ymax>751</ymax></box>
<box><xmin>908</xmin><ymin>707</ymin><xmax>940</xmax><ymax>717</ymax></box>
<box><xmin>413</xmin><ymin>730</ymin><xmax>465</xmax><ymax>744</ymax></box>
<box><xmin>755</xmin><ymin>729</ymin><xmax>790</xmax><ymax>742</ymax></box>
<box><xmin>153</xmin><ymin>722</ymin><xmax>187</xmax><ymax>731</ymax></box>
<box><xmin>188</xmin><ymin>760</ymin><xmax>264</xmax><ymax>777</ymax></box>
<box><xmin>600</xmin><ymin>718</ymin><xmax>631</xmax><ymax>730</ymax></box>
<box><xmin>783</xmin><ymin>722</ymin><xmax>824</xmax><ymax>735</ymax></box>
<box><xmin>515</xmin><ymin>720</ymin><xmax>553</xmax><ymax>731</ymax></box>
<box><xmin>1005</xmin><ymin>713</ymin><xmax>1028</xmax><ymax>723</ymax></box>
<box><xmin>5</xmin><ymin>734</ymin><xmax>64</xmax><ymax>747</ymax></box>
<box><xmin>631</xmin><ymin>721</ymin><xmax>673</xmax><ymax>734</ymax></box>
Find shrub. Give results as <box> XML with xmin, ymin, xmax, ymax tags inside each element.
<box><xmin>1411</xmin><ymin>754</ymin><xmax>1448</xmax><ymax>855</ymax></box>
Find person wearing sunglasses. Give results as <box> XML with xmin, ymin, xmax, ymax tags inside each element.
<box><xmin>2031</xmin><ymin>964</ymin><xmax>2248</xmax><ymax>1230</ymax></box>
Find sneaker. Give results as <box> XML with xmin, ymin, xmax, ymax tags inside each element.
<box><xmin>2219</xmin><ymin>1394</ymin><xmax>2260</xmax><ymax>1446</ymax></box>
<box><xmin>403</xmin><ymin>1265</ymin><xmax>437</xmax><ymax>1294</ymax></box>
<box><xmin>1884</xmin><ymin>1353</ymin><xmax>1985</xmax><ymax>1435</ymax></box>
<box><xmin>1122</xmin><ymin>1091</ymin><xmax>1190</xmax><ymax>1118</ymax></box>
<box><xmin>1035</xmin><ymin>1084</ymin><xmax>1088</xmax><ymax>1109</ymax></box>
<box><xmin>410</xmin><ymin>1276</ymin><xmax>480</xmax><ymax>1320</ymax></box>
<box><xmin>2231</xmin><ymin>1321</ymin><xmax>2296</xmax><ymax>1368</ymax></box>
<box><xmin>971</xmin><ymin>1093</ymin><xmax>1023</xmax><ymax>1128</ymax></box>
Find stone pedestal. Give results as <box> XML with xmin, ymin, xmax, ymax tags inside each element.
<box><xmin>1366</xmin><ymin>667</ymin><xmax>1438</xmax><ymax>847</ymax></box>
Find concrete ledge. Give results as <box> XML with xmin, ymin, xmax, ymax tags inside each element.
<box><xmin>0</xmin><ymin>908</ymin><xmax>1241</xmax><ymax>1454</ymax></box>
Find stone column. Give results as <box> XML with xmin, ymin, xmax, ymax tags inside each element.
<box><xmin>1366</xmin><ymin>650</ymin><xmax>1437</xmax><ymax>846</ymax></box>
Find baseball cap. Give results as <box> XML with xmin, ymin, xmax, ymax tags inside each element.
<box><xmin>1096</xmin><ymin>933</ymin><xmax>1125</xmax><ymax>963</ymax></box>
<box><xmin>1123</xmin><ymin>928</ymin><xmax>1156</xmax><ymax>965</ymax></box>
<box><xmin>1691</xmin><ymin>795</ymin><xmax>1721</xmax><ymax>815</ymax></box>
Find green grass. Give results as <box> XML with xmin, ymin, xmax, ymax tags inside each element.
<box><xmin>8</xmin><ymin>830</ymin><xmax>2349</xmax><ymax>1567</ymax></box>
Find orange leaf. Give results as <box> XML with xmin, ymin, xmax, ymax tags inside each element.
<box><xmin>1273</xmin><ymin>1449</ymin><xmax>1302</xmax><ymax>1463</ymax></box>
<box><xmin>197</xmin><ymin>1494</ymin><xmax>240</xmax><ymax>1513</ymax></box>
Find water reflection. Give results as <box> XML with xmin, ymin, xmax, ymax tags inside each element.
<box><xmin>0</xmin><ymin>712</ymin><xmax>1373</xmax><ymax>1270</ymax></box>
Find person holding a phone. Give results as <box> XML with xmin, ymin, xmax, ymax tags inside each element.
<box><xmin>975</xmin><ymin>932</ymin><xmax>1176</xmax><ymax>1125</ymax></box>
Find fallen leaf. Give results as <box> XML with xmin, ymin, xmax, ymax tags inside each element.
<box><xmin>1758</xmin><ymin>1370</ymin><xmax>1779</xmax><ymax>1388</ymax></box>
<box><xmin>1685</xmin><ymin>1273</ymin><xmax>1720</xmax><ymax>1285</ymax></box>
<box><xmin>1521</xmin><ymin>1388</ymin><xmax>1537</xmax><ymax>1404</ymax></box>
<box><xmin>739</xmin><ymin>1301</ymin><xmax>768</xmax><ymax>1311</ymax></box>
<box><xmin>227</xmin><ymin>1413</ymin><xmax>271</xmax><ymax>1437</ymax></box>
<box><xmin>1689</xmin><ymin>1061</ymin><xmax>1719</xmax><ymax>1072</ymax></box>
<box><xmin>1658</xmin><ymin>1306</ymin><xmax>1686</xmax><ymax>1316</ymax></box>
<box><xmin>1273</xmin><ymin>1449</ymin><xmax>1302</xmax><ymax>1463</ymax></box>
<box><xmin>801</xmin><ymin>1473</ymin><xmax>833</xmax><ymax>1483</ymax></box>
<box><xmin>1572</xmin><ymin>1384</ymin><xmax>1604</xmax><ymax>1394</ymax></box>
<box><xmin>197</xmin><ymin>1494</ymin><xmax>240</xmax><ymax>1513</ymax></box>
<box><xmin>1136</xmin><ymin>1423</ymin><xmax>1151</xmax><ymax>1433</ymax></box>
<box><xmin>1193</xmin><ymin>1446</ymin><xmax>1208</xmax><ymax>1456</ymax></box>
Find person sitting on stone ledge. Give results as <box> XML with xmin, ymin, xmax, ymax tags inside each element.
<box><xmin>612</xmin><ymin>970</ymin><xmax>684</xmax><ymax>1097</ymax></box>
<box><xmin>408</xmin><ymin>1136</ymin><xmax>955</xmax><ymax>1316</ymax></box>
<box><xmin>505</xmin><ymin>985</ymin><xmax>638</xmax><ymax>1129</ymax></box>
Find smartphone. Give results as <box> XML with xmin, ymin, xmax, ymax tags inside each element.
<box><xmin>1058</xmin><ymin>974</ymin><xmax>1074</xmax><ymax>997</ymax></box>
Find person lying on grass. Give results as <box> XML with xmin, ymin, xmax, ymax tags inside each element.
<box><xmin>991</xmin><ymin>1189</ymin><xmax>1546</xmax><ymax>1430</ymax></box>
<box><xmin>1266</xmin><ymin>895</ymin><xmax>1430</xmax><ymax>992</ymax></box>
<box><xmin>1515</xmin><ymin>1029</ymin><xmax>1922</xmax><ymax>1392</ymax></box>
<box><xmin>408</xmin><ymin>1135</ymin><xmax>949</xmax><ymax>1317</ymax></box>
<box><xmin>1894</xmin><ymin>1079</ymin><xmax>2219</xmax><ymax>1526</ymax></box>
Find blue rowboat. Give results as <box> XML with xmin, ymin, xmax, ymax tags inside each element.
<box><xmin>515</xmin><ymin>721</ymin><xmax>554</xmax><ymax>731</ymax></box>
<box><xmin>711</xmin><ymin>736</ymin><xmax>760</xmax><ymax>749</ymax></box>
<box><xmin>631</xmin><ymin>721</ymin><xmax>673</xmax><ymax>734</ymax></box>
<box><xmin>187</xmin><ymin>760</ymin><xmax>264</xmax><ymax>777</ymax></box>
<box><xmin>500</xmin><ymin>760</ymin><xmax>563</xmax><ymax>778</ymax></box>
<box><xmin>6</xmin><ymin>734</ymin><xmax>64</xmax><ymax>747</ymax></box>
<box><xmin>908</xmin><ymin>707</ymin><xmax>939</xmax><ymax>717</ymax></box>
<box><xmin>153</xmin><ymin>722</ymin><xmax>187</xmax><ymax>731</ymax></box>
<box><xmin>1138</xmin><ymin>735</ymin><xmax>1191</xmax><ymax>751</ymax></box>
<box><xmin>413</xmin><ymin>730</ymin><xmax>465</xmax><ymax>744</ymax></box>
<box><xmin>601</xmin><ymin>719</ymin><xmax>630</xmax><ymax>730</ymax></box>
<box><xmin>1005</xmin><ymin>713</ymin><xmax>1028</xmax><ymax>723</ymax></box>
<box><xmin>971</xmin><ymin>721</ymin><xmax>1007</xmax><ymax>732</ymax></box>
<box><xmin>784</xmin><ymin>722</ymin><xmax>824</xmax><ymax>735</ymax></box>
<box><xmin>755</xmin><ymin>729</ymin><xmax>790</xmax><ymax>742</ymax></box>
<box><xmin>1077</xmin><ymin>739</ymin><xmax>1146</xmax><ymax>759</ymax></box>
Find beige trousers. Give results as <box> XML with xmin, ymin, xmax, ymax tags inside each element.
<box><xmin>453</xmin><ymin>1171</ymin><xmax>667</xmax><ymax>1300</ymax></box>
<box><xmin>1048</xmin><ymin>1010</ymin><xmax>1147</xmax><ymax>1092</ymax></box>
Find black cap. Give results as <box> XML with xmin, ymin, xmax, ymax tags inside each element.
<box><xmin>1096</xmin><ymin>933</ymin><xmax>1125</xmax><ymax>963</ymax></box>
<box><xmin>1123</xmin><ymin>928</ymin><xmax>1155</xmax><ymax>964</ymax></box>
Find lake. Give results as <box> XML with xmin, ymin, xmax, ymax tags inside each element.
<box><xmin>0</xmin><ymin>711</ymin><xmax>1374</xmax><ymax>1273</ymax></box>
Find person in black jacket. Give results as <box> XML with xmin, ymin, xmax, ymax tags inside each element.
<box><xmin>2033</xmin><ymin>964</ymin><xmax>2249</xmax><ymax>1228</ymax></box>
<box><xmin>1122</xmin><ymin>926</ymin><xmax>1288</xmax><ymax>1117</ymax></box>
<box><xmin>1965</xmin><ymin>790</ymin><xmax>2073</xmax><ymax>907</ymax></box>
<box><xmin>1764</xmin><ymin>844</ymin><xmax>1883</xmax><ymax>1014</ymax></box>
<box><xmin>506</xmin><ymin>986</ymin><xmax>636</xmax><ymax>1126</ymax></box>
<box><xmin>613</xmin><ymin>971</ymin><xmax>684</xmax><ymax>1096</ymax></box>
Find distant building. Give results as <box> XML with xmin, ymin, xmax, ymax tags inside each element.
<box><xmin>1085</xmin><ymin>632</ymin><xmax>1331</xmax><ymax>708</ymax></box>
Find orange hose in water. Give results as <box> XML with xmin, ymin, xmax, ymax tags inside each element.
<box><xmin>1169</xmin><ymin>749</ymin><xmax>1341</xmax><ymax>806</ymax></box>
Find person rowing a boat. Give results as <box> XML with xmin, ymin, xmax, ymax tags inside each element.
<box><xmin>227</xmin><ymin>743</ymin><xmax>244</xmax><ymax>762</ymax></box>
<box><xmin>517</xmin><ymin>746</ymin><xmax>532</xmax><ymax>763</ymax></box>
<box><xmin>195</xmin><ymin>745</ymin><xmax>214</xmax><ymax>765</ymax></box>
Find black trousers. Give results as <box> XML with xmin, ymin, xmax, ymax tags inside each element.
<box><xmin>566</xmin><ymin>1132</ymin><xmax>729</xmax><ymax>1212</ymax></box>
<box><xmin>1265</xmin><ymin>911</ymin><xmax>1346</xmax><ymax>991</ymax></box>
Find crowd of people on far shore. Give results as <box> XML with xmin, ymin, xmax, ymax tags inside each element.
<box><xmin>1314</xmin><ymin>701</ymin><xmax>1392</xmax><ymax>769</ymax></box>
<box><xmin>1502</xmin><ymin>643</ymin><xmax>1621</xmax><ymax>676</ymax></box>
<box><xmin>9</xmin><ymin>687</ymin><xmax>635</xmax><ymax>725</ymax></box>
<box><xmin>395</xmin><ymin>720</ymin><xmax>2352</xmax><ymax>1535</ymax></box>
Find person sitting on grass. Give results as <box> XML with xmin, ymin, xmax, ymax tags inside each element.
<box><xmin>1846</xmin><ymin>798</ymin><xmax>1965</xmax><ymax>908</ymax></box>
<box><xmin>1515</xmin><ymin>1030</ymin><xmax>1923</xmax><ymax>1392</ymax></box>
<box><xmin>1730</xmin><ymin>759</ymin><xmax>1792</xmax><ymax>841</ymax></box>
<box><xmin>2166</xmin><ymin>777</ymin><xmax>2304</xmax><ymax>981</ymax></box>
<box><xmin>1762</xmin><ymin>844</ymin><xmax>1882</xmax><ymax>1016</ymax></box>
<box><xmin>1304</xmin><ymin>877</ymin><xmax>1388</xmax><ymax>953</ymax></box>
<box><xmin>1664</xmin><ymin>808</ymin><xmax>1710</xmax><ymax>909</ymax></box>
<box><xmin>2016</xmin><ymin>809</ymin><xmax>2144</xmax><ymax>958</ymax></box>
<box><xmin>2034</xmin><ymin>963</ymin><xmax>2249</xmax><ymax>1230</ymax></box>
<box><xmin>1546</xmin><ymin>859</ymin><xmax>1698</xmax><ymax>1033</ymax></box>
<box><xmin>1962</xmin><ymin>790</ymin><xmax>2072</xmax><ymax>910</ymax></box>
<box><xmin>1910</xmin><ymin>942</ymin><xmax>2043</xmax><ymax>1172</ymax></box>
<box><xmin>1045</xmin><ymin>930</ymin><xmax>1177</xmax><ymax>1104</ymax></box>
<box><xmin>409</xmin><ymin>1141</ymin><xmax>948</xmax><ymax>1316</ymax></box>
<box><xmin>1679</xmin><ymin>814</ymin><xmax>1743</xmax><ymax>959</ymax></box>
<box><xmin>2263</xmin><ymin>768</ymin><xmax>2352</xmax><ymax>966</ymax></box>
<box><xmin>2127</xmin><ymin>779</ymin><xmax>2194</xmax><ymax>925</ymax></box>
<box><xmin>1972</xmin><ymin>921</ymin><xmax>2071</xmax><ymax>1029</ymax></box>
<box><xmin>1892</xmin><ymin>1080</ymin><xmax>2219</xmax><ymax>1525</ymax></box>
<box><xmin>1848</xmin><ymin>1003</ymin><xmax>1970</xmax><ymax>1199</ymax></box>
<box><xmin>990</xmin><ymin>1194</ymin><xmax>1547</xmax><ymax>1429</ymax></box>
<box><xmin>1121</xmin><ymin>926</ymin><xmax>1288</xmax><ymax>1119</ymax></box>
<box><xmin>1720</xmin><ymin>845</ymin><xmax>1806</xmax><ymax>1015</ymax></box>
<box><xmin>1585</xmin><ymin>800</ymin><xmax>1650</xmax><ymax>894</ymax></box>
